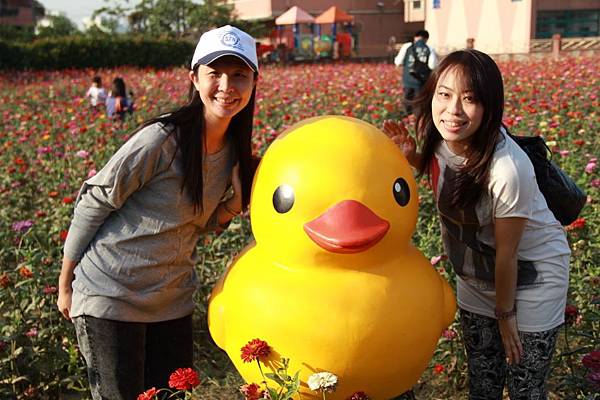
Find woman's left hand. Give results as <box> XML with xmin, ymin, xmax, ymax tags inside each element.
<box><xmin>498</xmin><ymin>317</ymin><xmax>523</xmax><ymax>365</ymax></box>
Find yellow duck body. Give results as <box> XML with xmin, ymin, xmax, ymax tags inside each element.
<box><xmin>209</xmin><ymin>116</ymin><xmax>456</xmax><ymax>399</ymax></box>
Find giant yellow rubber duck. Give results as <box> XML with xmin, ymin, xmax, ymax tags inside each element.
<box><xmin>209</xmin><ymin>116</ymin><xmax>456</xmax><ymax>399</ymax></box>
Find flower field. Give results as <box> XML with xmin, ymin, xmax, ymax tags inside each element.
<box><xmin>0</xmin><ymin>55</ymin><xmax>599</xmax><ymax>399</ymax></box>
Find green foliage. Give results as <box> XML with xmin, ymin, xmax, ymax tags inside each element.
<box><xmin>36</xmin><ymin>14</ymin><xmax>79</xmax><ymax>38</ymax></box>
<box><xmin>0</xmin><ymin>36</ymin><xmax>194</xmax><ymax>70</ymax></box>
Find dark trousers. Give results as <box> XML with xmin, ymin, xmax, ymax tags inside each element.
<box><xmin>460</xmin><ymin>309</ymin><xmax>559</xmax><ymax>400</ymax></box>
<box><xmin>403</xmin><ymin>86</ymin><xmax>418</xmax><ymax>115</ymax></box>
<box><xmin>73</xmin><ymin>314</ymin><xmax>193</xmax><ymax>400</ymax></box>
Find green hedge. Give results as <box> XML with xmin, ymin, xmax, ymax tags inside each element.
<box><xmin>0</xmin><ymin>36</ymin><xmax>195</xmax><ymax>70</ymax></box>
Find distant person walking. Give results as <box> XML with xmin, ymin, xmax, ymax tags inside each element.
<box><xmin>394</xmin><ymin>30</ymin><xmax>438</xmax><ymax>115</ymax></box>
<box><xmin>85</xmin><ymin>75</ymin><xmax>107</xmax><ymax>109</ymax></box>
<box><xmin>106</xmin><ymin>77</ymin><xmax>134</xmax><ymax>121</ymax></box>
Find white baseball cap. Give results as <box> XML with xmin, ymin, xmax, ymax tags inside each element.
<box><xmin>191</xmin><ymin>25</ymin><xmax>259</xmax><ymax>72</ymax></box>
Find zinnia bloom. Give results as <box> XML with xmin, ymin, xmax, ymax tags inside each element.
<box><xmin>566</xmin><ymin>218</ymin><xmax>586</xmax><ymax>231</ymax></box>
<box><xmin>168</xmin><ymin>368</ymin><xmax>200</xmax><ymax>390</ymax></box>
<box><xmin>307</xmin><ymin>372</ymin><xmax>338</xmax><ymax>393</ymax></box>
<box><xmin>19</xmin><ymin>266</ymin><xmax>33</xmax><ymax>279</ymax></box>
<box><xmin>239</xmin><ymin>383</ymin><xmax>265</xmax><ymax>400</ymax></box>
<box><xmin>240</xmin><ymin>338</ymin><xmax>271</xmax><ymax>363</ymax></box>
<box><xmin>12</xmin><ymin>220</ymin><xmax>33</xmax><ymax>233</ymax></box>
<box><xmin>433</xmin><ymin>363</ymin><xmax>445</xmax><ymax>374</ymax></box>
<box><xmin>564</xmin><ymin>304</ymin><xmax>579</xmax><ymax>325</ymax></box>
<box><xmin>582</xmin><ymin>350</ymin><xmax>600</xmax><ymax>370</ymax></box>
<box><xmin>137</xmin><ymin>387</ymin><xmax>158</xmax><ymax>400</ymax></box>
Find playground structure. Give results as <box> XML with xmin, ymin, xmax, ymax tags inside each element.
<box><xmin>271</xmin><ymin>5</ymin><xmax>355</xmax><ymax>61</ymax></box>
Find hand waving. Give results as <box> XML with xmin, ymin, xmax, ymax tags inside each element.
<box><xmin>382</xmin><ymin>120</ymin><xmax>418</xmax><ymax>167</ymax></box>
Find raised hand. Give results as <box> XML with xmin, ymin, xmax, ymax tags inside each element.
<box><xmin>383</xmin><ymin>120</ymin><xmax>418</xmax><ymax>167</ymax></box>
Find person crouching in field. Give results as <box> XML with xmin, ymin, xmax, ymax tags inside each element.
<box><xmin>57</xmin><ymin>25</ymin><xmax>259</xmax><ymax>399</ymax></box>
<box><xmin>106</xmin><ymin>76</ymin><xmax>134</xmax><ymax>122</ymax></box>
<box><xmin>384</xmin><ymin>49</ymin><xmax>570</xmax><ymax>399</ymax></box>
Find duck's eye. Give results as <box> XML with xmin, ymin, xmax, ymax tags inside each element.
<box><xmin>392</xmin><ymin>178</ymin><xmax>410</xmax><ymax>206</ymax></box>
<box><xmin>273</xmin><ymin>184</ymin><xmax>295</xmax><ymax>213</ymax></box>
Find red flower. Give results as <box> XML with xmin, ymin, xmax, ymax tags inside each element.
<box><xmin>43</xmin><ymin>285</ymin><xmax>57</xmax><ymax>295</ymax></box>
<box><xmin>137</xmin><ymin>387</ymin><xmax>158</xmax><ymax>400</ymax></box>
<box><xmin>564</xmin><ymin>304</ymin><xmax>579</xmax><ymax>325</ymax></box>
<box><xmin>19</xmin><ymin>266</ymin><xmax>33</xmax><ymax>279</ymax></box>
<box><xmin>168</xmin><ymin>368</ymin><xmax>200</xmax><ymax>390</ymax></box>
<box><xmin>62</xmin><ymin>196</ymin><xmax>74</xmax><ymax>204</ymax></box>
<box><xmin>0</xmin><ymin>273</ymin><xmax>10</xmax><ymax>288</ymax></box>
<box><xmin>59</xmin><ymin>230</ymin><xmax>69</xmax><ymax>241</ymax></box>
<box><xmin>347</xmin><ymin>391</ymin><xmax>371</xmax><ymax>400</ymax></box>
<box><xmin>582</xmin><ymin>350</ymin><xmax>600</xmax><ymax>371</ymax></box>
<box><xmin>566</xmin><ymin>218</ymin><xmax>586</xmax><ymax>231</ymax></box>
<box><xmin>433</xmin><ymin>363</ymin><xmax>445</xmax><ymax>374</ymax></box>
<box><xmin>241</xmin><ymin>338</ymin><xmax>271</xmax><ymax>363</ymax></box>
<box><xmin>239</xmin><ymin>383</ymin><xmax>265</xmax><ymax>400</ymax></box>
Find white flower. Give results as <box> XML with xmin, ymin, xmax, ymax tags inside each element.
<box><xmin>307</xmin><ymin>372</ymin><xmax>338</xmax><ymax>393</ymax></box>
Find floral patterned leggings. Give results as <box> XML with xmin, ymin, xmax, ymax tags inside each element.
<box><xmin>459</xmin><ymin>309</ymin><xmax>561</xmax><ymax>400</ymax></box>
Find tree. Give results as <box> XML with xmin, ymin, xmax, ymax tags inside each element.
<box><xmin>35</xmin><ymin>13</ymin><xmax>78</xmax><ymax>38</ymax></box>
<box><xmin>92</xmin><ymin>0</ymin><xmax>269</xmax><ymax>39</ymax></box>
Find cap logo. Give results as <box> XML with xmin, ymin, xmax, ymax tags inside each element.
<box><xmin>221</xmin><ymin>32</ymin><xmax>243</xmax><ymax>50</ymax></box>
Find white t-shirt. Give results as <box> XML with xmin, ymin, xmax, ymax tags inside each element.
<box><xmin>86</xmin><ymin>86</ymin><xmax>107</xmax><ymax>107</ymax></box>
<box><xmin>433</xmin><ymin>129</ymin><xmax>570</xmax><ymax>331</ymax></box>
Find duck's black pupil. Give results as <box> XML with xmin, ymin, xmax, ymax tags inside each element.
<box><xmin>273</xmin><ymin>185</ymin><xmax>295</xmax><ymax>213</ymax></box>
<box><xmin>393</xmin><ymin>178</ymin><xmax>410</xmax><ymax>206</ymax></box>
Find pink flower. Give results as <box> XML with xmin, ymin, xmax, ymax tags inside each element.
<box><xmin>585</xmin><ymin>162</ymin><xmax>596</xmax><ymax>174</ymax></box>
<box><xmin>76</xmin><ymin>150</ymin><xmax>90</xmax><ymax>158</ymax></box>
<box><xmin>592</xmin><ymin>179</ymin><xmax>600</xmax><ymax>188</ymax></box>
<box><xmin>87</xmin><ymin>169</ymin><xmax>97</xmax><ymax>178</ymax></box>
<box><xmin>442</xmin><ymin>328</ymin><xmax>457</xmax><ymax>340</ymax></box>
<box><xmin>25</xmin><ymin>328</ymin><xmax>38</xmax><ymax>338</ymax></box>
<box><xmin>559</xmin><ymin>150</ymin><xmax>570</xmax><ymax>157</ymax></box>
<box><xmin>430</xmin><ymin>254</ymin><xmax>447</xmax><ymax>266</ymax></box>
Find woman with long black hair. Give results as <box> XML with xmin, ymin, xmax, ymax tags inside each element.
<box><xmin>384</xmin><ymin>49</ymin><xmax>570</xmax><ymax>399</ymax></box>
<box><xmin>57</xmin><ymin>25</ymin><xmax>259</xmax><ymax>399</ymax></box>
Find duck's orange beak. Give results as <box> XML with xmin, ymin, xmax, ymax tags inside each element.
<box><xmin>303</xmin><ymin>200</ymin><xmax>389</xmax><ymax>254</ymax></box>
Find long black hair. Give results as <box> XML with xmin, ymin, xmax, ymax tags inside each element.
<box><xmin>414</xmin><ymin>49</ymin><xmax>504</xmax><ymax>208</ymax></box>
<box><xmin>112</xmin><ymin>77</ymin><xmax>127</xmax><ymax>98</ymax></box>
<box><xmin>136</xmin><ymin>65</ymin><xmax>257</xmax><ymax>213</ymax></box>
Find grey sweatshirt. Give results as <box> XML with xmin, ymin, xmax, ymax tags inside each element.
<box><xmin>64</xmin><ymin>122</ymin><xmax>233</xmax><ymax>322</ymax></box>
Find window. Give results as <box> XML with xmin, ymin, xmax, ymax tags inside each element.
<box><xmin>413</xmin><ymin>0</ymin><xmax>422</xmax><ymax>9</ymax></box>
<box><xmin>536</xmin><ymin>9</ymin><xmax>600</xmax><ymax>38</ymax></box>
<box><xmin>433</xmin><ymin>0</ymin><xmax>441</xmax><ymax>9</ymax></box>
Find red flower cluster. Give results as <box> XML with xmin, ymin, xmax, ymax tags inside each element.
<box><xmin>582</xmin><ymin>350</ymin><xmax>600</xmax><ymax>371</ymax></box>
<box><xmin>347</xmin><ymin>391</ymin><xmax>370</xmax><ymax>400</ymax></box>
<box><xmin>564</xmin><ymin>304</ymin><xmax>579</xmax><ymax>325</ymax></box>
<box><xmin>433</xmin><ymin>363</ymin><xmax>445</xmax><ymax>374</ymax></box>
<box><xmin>168</xmin><ymin>368</ymin><xmax>200</xmax><ymax>391</ymax></box>
<box><xmin>0</xmin><ymin>273</ymin><xmax>10</xmax><ymax>288</ymax></box>
<box><xmin>566</xmin><ymin>217</ymin><xmax>586</xmax><ymax>231</ymax></box>
<box><xmin>19</xmin><ymin>266</ymin><xmax>33</xmax><ymax>279</ymax></box>
<box><xmin>239</xmin><ymin>383</ymin><xmax>265</xmax><ymax>400</ymax></box>
<box><xmin>137</xmin><ymin>387</ymin><xmax>157</xmax><ymax>400</ymax></box>
<box><xmin>241</xmin><ymin>338</ymin><xmax>271</xmax><ymax>363</ymax></box>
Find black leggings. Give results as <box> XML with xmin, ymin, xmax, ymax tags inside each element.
<box><xmin>459</xmin><ymin>309</ymin><xmax>560</xmax><ymax>400</ymax></box>
<box><xmin>73</xmin><ymin>314</ymin><xmax>193</xmax><ymax>400</ymax></box>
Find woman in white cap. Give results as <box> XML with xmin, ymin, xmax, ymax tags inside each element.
<box><xmin>57</xmin><ymin>25</ymin><xmax>259</xmax><ymax>399</ymax></box>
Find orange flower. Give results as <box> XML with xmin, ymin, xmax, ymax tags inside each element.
<box><xmin>168</xmin><ymin>368</ymin><xmax>200</xmax><ymax>391</ymax></box>
<box><xmin>241</xmin><ymin>338</ymin><xmax>271</xmax><ymax>363</ymax></box>
<box><xmin>19</xmin><ymin>266</ymin><xmax>33</xmax><ymax>279</ymax></box>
